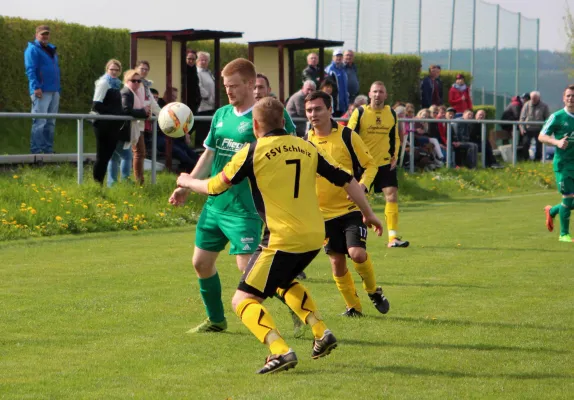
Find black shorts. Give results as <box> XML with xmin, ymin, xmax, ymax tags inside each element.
<box><xmin>324</xmin><ymin>211</ymin><xmax>367</xmax><ymax>255</ymax></box>
<box><xmin>371</xmin><ymin>165</ymin><xmax>398</xmax><ymax>193</ymax></box>
<box><xmin>238</xmin><ymin>247</ymin><xmax>320</xmax><ymax>299</ymax></box>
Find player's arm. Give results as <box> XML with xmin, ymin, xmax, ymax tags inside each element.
<box><xmin>346</xmin><ymin>108</ymin><xmax>360</xmax><ymax>131</ymax></box>
<box><xmin>315</xmin><ymin>147</ymin><xmax>383</xmax><ymax>236</ymax></box>
<box><xmin>283</xmin><ymin>109</ymin><xmax>297</xmax><ymax>136</ymax></box>
<box><xmin>538</xmin><ymin>114</ymin><xmax>567</xmax><ymax>148</ymax></box>
<box><xmin>389</xmin><ymin>110</ymin><xmax>400</xmax><ymax>169</ymax></box>
<box><xmin>176</xmin><ymin>144</ymin><xmax>252</xmax><ymax>196</ymax></box>
<box><xmin>351</xmin><ymin>132</ymin><xmax>377</xmax><ymax>191</ymax></box>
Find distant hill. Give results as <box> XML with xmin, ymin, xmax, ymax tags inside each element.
<box><xmin>420</xmin><ymin>49</ymin><xmax>570</xmax><ymax>111</ymax></box>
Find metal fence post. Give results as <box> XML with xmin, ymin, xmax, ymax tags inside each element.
<box><xmin>481</xmin><ymin>122</ymin><xmax>486</xmax><ymax>168</ymax></box>
<box><xmin>390</xmin><ymin>0</ymin><xmax>396</xmax><ymax>54</ymax></box>
<box><xmin>542</xmin><ymin>143</ymin><xmax>546</xmax><ymax>164</ymax></box>
<box><xmin>512</xmin><ymin>124</ymin><xmax>518</xmax><ymax>166</ymax></box>
<box><xmin>417</xmin><ymin>0</ymin><xmax>422</xmax><ymax>56</ymax></box>
<box><xmin>493</xmin><ymin>4</ymin><xmax>499</xmax><ymax>106</ymax></box>
<box><xmin>409</xmin><ymin>122</ymin><xmax>415</xmax><ymax>174</ymax></box>
<box><xmin>446</xmin><ymin>122</ymin><xmax>452</xmax><ymax>169</ymax></box>
<box><xmin>535</xmin><ymin>18</ymin><xmax>540</xmax><ymax>91</ymax></box>
<box><xmin>516</xmin><ymin>13</ymin><xmax>521</xmax><ymax>96</ymax></box>
<box><xmin>77</xmin><ymin>119</ymin><xmax>84</xmax><ymax>185</ymax></box>
<box><xmin>151</xmin><ymin>119</ymin><xmax>157</xmax><ymax>184</ymax></box>
<box><xmin>355</xmin><ymin>0</ymin><xmax>361</xmax><ymax>51</ymax></box>
<box><xmin>471</xmin><ymin>0</ymin><xmax>476</xmax><ymax>78</ymax></box>
<box><xmin>482</xmin><ymin>87</ymin><xmax>485</xmax><ymax>104</ymax></box>
<box><xmin>448</xmin><ymin>0</ymin><xmax>456</xmax><ymax>70</ymax></box>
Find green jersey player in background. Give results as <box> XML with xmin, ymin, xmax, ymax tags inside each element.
<box><xmin>540</xmin><ymin>85</ymin><xmax>574</xmax><ymax>242</ymax></box>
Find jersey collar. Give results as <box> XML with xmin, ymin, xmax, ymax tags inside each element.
<box><xmin>263</xmin><ymin>128</ymin><xmax>289</xmax><ymax>137</ymax></box>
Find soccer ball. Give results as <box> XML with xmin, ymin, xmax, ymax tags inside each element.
<box><xmin>158</xmin><ymin>102</ymin><xmax>194</xmax><ymax>138</ymax></box>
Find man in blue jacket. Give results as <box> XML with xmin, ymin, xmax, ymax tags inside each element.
<box><xmin>420</xmin><ymin>64</ymin><xmax>443</xmax><ymax>109</ymax></box>
<box><xmin>24</xmin><ymin>25</ymin><xmax>61</xmax><ymax>154</ymax></box>
<box><xmin>325</xmin><ymin>49</ymin><xmax>349</xmax><ymax>118</ymax></box>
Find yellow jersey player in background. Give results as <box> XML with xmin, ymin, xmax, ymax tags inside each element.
<box><xmin>175</xmin><ymin>97</ymin><xmax>383</xmax><ymax>374</ymax></box>
<box><xmin>304</xmin><ymin>90</ymin><xmax>391</xmax><ymax>317</ymax></box>
<box><xmin>347</xmin><ymin>81</ymin><xmax>410</xmax><ymax>248</ymax></box>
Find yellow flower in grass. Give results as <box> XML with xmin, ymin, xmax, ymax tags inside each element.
<box><xmin>133</xmin><ymin>225</ymin><xmax>138</xmax><ymax>231</ymax></box>
<box><xmin>13</xmin><ymin>175</ymin><xmax>19</xmax><ymax>179</ymax></box>
<box><xmin>65</xmin><ymin>211</ymin><xmax>71</xmax><ymax>215</ymax></box>
<box><xmin>82</xmin><ymin>205</ymin><xmax>88</xmax><ymax>209</ymax></box>
<box><xmin>1</xmin><ymin>209</ymin><xmax>7</xmax><ymax>213</ymax></box>
<box><xmin>112</xmin><ymin>215</ymin><xmax>118</xmax><ymax>219</ymax></box>
<box><xmin>40</xmin><ymin>198</ymin><xmax>45</xmax><ymax>201</ymax></box>
<box><xmin>123</xmin><ymin>214</ymin><xmax>129</xmax><ymax>221</ymax></box>
<box><xmin>30</xmin><ymin>209</ymin><xmax>37</xmax><ymax>215</ymax></box>
<box><xmin>55</xmin><ymin>216</ymin><xmax>63</xmax><ymax>222</ymax></box>
<box><xmin>158</xmin><ymin>212</ymin><xmax>166</xmax><ymax>217</ymax></box>
<box><xmin>123</xmin><ymin>201</ymin><xmax>129</xmax><ymax>205</ymax></box>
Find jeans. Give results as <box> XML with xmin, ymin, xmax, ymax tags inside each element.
<box><xmin>30</xmin><ymin>92</ymin><xmax>60</xmax><ymax>154</ymax></box>
<box><xmin>107</xmin><ymin>142</ymin><xmax>133</xmax><ymax>187</ymax></box>
<box><xmin>454</xmin><ymin>142</ymin><xmax>478</xmax><ymax>169</ymax></box>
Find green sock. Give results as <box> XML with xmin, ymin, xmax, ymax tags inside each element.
<box><xmin>559</xmin><ymin>198</ymin><xmax>574</xmax><ymax>236</ymax></box>
<box><xmin>198</xmin><ymin>272</ymin><xmax>225</xmax><ymax>323</ymax></box>
<box><xmin>550</xmin><ymin>204</ymin><xmax>561</xmax><ymax>218</ymax></box>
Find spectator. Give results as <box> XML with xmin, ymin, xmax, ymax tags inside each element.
<box><xmin>150</xmin><ymin>88</ymin><xmax>159</xmax><ymax>102</ymax></box>
<box><xmin>184</xmin><ymin>50</ymin><xmax>201</xmax><ymax>114</ymax></box>
<box><xmin>521</xmin><ymin>92</ymin><xmax>531</xmax><ymax>104</ymax></box>
<box><xmin>91</xmin><ymin>59</ymin><xmax>123</xmax><ymax>185</ymax></box>
<box><xmin>393</xmin><ymin>101</ymin><xmax>406</xmax><ymax>109</ymax></box>
<box><xmin>519</xmin><ymin>91</ymin><xmax>550</xmax><ymax>161</ymax></box>
<box><xmin>446</xmin><ymin>106</ymin><xmax>456</xmax><ymax>120</ymax></box>
<box><xmin>325</xmin><ymin>48</ymin><xmax>349</xmax><ymax>117</ymax></box>
<box><xmin>285</xmin><ymin>80</ymin><xmax>316</xmax><ymax>135</ymax></box>
<box><xmin>302</xmin><ymin>52</ymin><xmax>322</xmax><ymax>87</ymax></box>
<box><xmin>107</xmin><ymin>69</ymin><xmax>149</xmax><ymax>187</ymax></box>
<box><xmin>451</xmin><ymin>109</ymin><xmax>479</xmax><ymax>169</ymax></box>
<box><xmin>428</xmin><ymin>105</ymin><xmax>447</xmax><ymax>152</ymax></box>
<box><xmin>448</xmin><ymin>73</ymin><xmax>473</xmax><ymax>115</ymax></box>
<box><xmin>421</xmin><ymin>64</ymin><xmax>443</xmax><ymax>108</ymax></box>
<box><xmin>157</xmin><ymin>88</ymin><xmax>199</xmax><ymax>173</ymax></box>
<box><xmin>471</xmin><ymin>110</ymin><xmax>503</xmax><ymax>168</ymax></box>
<box><xmin>500</xmin><ymin>95</ymin><xmax>523</xmax><ymax>135</ymax></box>
<box><xmin>319</xmin><ymin>80</ymin><xmax>336</xmax><ymax>115</ymax></box>
<box><xmin>25</xmin><ymin>25</ymin><xmax>61</xmax><ymax>154</ymax></box>
<box><xmin>340</xmin><ymin>95</ymin><xmax>368</xmax><ymax>126</ymax></box>
<box><xmin>134</xmin><ymin>60</ymin><xmax>161</xmax><ymax>185</ymax></box>
<box><xmin>195</xmin><ymin>51</ymin><xmax>216</xmax><ymax>147</ymax></box>
<box><xmin>344</xmin><ymin>50</ymin><xmax>359</xmax><ymax>103</ymax></box>
<box><xmin>253</xmin><ymin>73</ymin><xmax>296</xmax><ymax>135</ymax></box>
<box><xmin>415</xmin><ymin>108</ymin><xmax>444</xmax><ymax>164</ymax></box>
<box><xmin>405</xmin><ymin>103</ymin><xmax>415</xmax><ymax>119</ymax></box>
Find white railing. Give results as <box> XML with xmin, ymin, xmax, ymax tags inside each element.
<box><xmin>0</xmin><ymin>112</ymin><xmax>546</xmax><ymax>181</ymax></box>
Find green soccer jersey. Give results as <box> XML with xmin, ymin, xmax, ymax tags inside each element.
<box><xmin>203</xmin><ymin>105</ymin><xmax>296</xmax><ymax>218</ymax></box>
<box><xmin>541</xmin><ymin>108</ymin><xmax>574</xmax><ymax>172</ymax></box>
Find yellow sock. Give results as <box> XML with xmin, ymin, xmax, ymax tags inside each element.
<box><xmin>236</xmin><ymin>298</ymin><xmax>289</xmax><ymax>355</ymax></box>
<box><xmin>277</xmin><ymin>281</ymin><xmax>327</xmax><ymax>339</ymax></box>
<box><xmin>385</xmin><ymin>201</ymin><xmax>399</xmax><ymax>240</ymax></box>
<box><xmin>353</xmin><ymin>252</ymin><xmax>377</xmax><ymax>294</ymax></box>
<box><xmin>332</xmin><ymin>270</ymin><xmax>362</xmax><ymax>312</ymax></box>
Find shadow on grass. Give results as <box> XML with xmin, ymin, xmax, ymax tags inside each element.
<box><xmin>339</xmin><ymin>338</ymin><xmax>569</xmax><ymax>354</ymax></box>
<box><xmin>385</xmin><ymin>315</ymin><xmax>574</xmax><ymax>332</ymax></box>
<box><xmin>304</xmin><ymin>278</ymin><xmax>488</xmax><ymax>289</ymax></box>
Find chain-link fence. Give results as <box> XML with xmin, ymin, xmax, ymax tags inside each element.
<box><xmin>318</xmin><ymin>0</ymin><xmax>540</xmax><ymax>114</ymax></box>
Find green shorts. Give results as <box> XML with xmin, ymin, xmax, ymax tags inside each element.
<box><xmin>195</xmin><ymin>207</ymin><xmax>262</xmax><ymax>255</ymax></box>
<box><xmin>555</xmin><ymin>171</ymin><xmax>574</xmax><ymax>195</ymax></box>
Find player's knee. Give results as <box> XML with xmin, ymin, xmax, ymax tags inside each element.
<box><xmin>349</xmin><ymin>248</ymin><xmax>367</xmax><ymax>264</ymax></box>
<box><xmin>231</xmin><ymin>291</ymin><xmax>250</xmax><ymax>312</ymax></box>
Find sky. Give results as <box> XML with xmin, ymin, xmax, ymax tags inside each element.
<box><xmin>1</xmin><ymin>0</ymin><xmax>572</xmax><ymax>52</ymax></box>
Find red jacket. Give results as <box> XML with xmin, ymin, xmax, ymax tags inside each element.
<box><xmin>448</xmin><ymin>86</ymin><xmax>473</xmax><ymax>113</ymax></box>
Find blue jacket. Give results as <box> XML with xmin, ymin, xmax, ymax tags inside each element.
<box><xmin>24</xmin><ymin>40</ymin><xmax>61</xmax><ymax>95</ymax></box>
<box><xmin>420</xmin><ymin>76</ymin><xmax>443</xmax><ymax>109</ymax></box>
<box><xmin>325</xmin><ymin>61</ymin><xmax>349</xmax><ymax>113</ymax></box>
<box><xmin>344</xmin><ymin>63</ymin><xmax>359</xmax><ymax>98</ymax></box>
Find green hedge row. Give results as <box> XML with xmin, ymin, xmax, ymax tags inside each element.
<box><xmin>0</xmin><ymin>16</ymin><xmax>130</xmax><ymax>113</ymax></box>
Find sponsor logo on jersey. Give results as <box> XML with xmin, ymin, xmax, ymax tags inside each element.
<box><xmin>219</xmin><ymin>138</ymin><xmax>247</xmax><ymax>153</ymax></box>
<box><xmin>216</xmin><ymin>122</ymin><xmax>223</xmax><ymax>128</ymax></box>
<box><xmin>238</xmin><ymin>121</ymin><xmax>251</xmax><ymax>134</ymax></box>
<box><xmin>242</xmin><ymin>244</ymin><xmax>251</xmax><ymax>251</ymax></box>
<box><xmin>376</xmin><ymin>117</ymin><xmax>382</xmax><ymax>125</ymax></box>
<box><xmin>264</xmin><ymin>145</ymin><xmax>312</xmax><ymax>160</ymax></box>
<box><xmin>241</xmin><ymin>237</ymin><xmax>254</xmax><ymax>243</ymax></box>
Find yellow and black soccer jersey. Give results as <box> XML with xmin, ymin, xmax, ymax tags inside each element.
<box><xmin>347</xmin><ymin>104</ymin><xmax>399</xmax><ymax>167</ymax></box>
<box><xmin>207</xmin><ymin>129</ymin><xmax>353</xmax><ymax>253</ymax></box>
<box><xmin>305</xmin><ymin>120</ymin><xmax>377</xmax><ymax>221</ymax></box>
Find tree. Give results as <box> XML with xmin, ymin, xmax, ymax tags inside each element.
<box><xmin>565</xmin><ymin>3</ymin><xmax>574</xmax><ymax>77</ymax></box>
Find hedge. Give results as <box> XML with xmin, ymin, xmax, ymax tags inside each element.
<box><xmin>0</xmin><ymin>16</ymin><xmax>130</xmax><ymax>113</ymax></box>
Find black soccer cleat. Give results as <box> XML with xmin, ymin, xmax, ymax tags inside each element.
<box><xmin>341</xmin><ymin>307</ymin><xmax>364</xmax><ymax>318</ymax></box>
<box><xmin>257</xmin><ymin>350</ymin><xmax>298</xmax><ymax>374</ymax></box>
<box><xmin>368</xmin><ymin>286</ymin><xmax>390</xmax><ymax>314</ymax></box>
<box><xmin>312</xmin><ymin>329</ymin><xmax>338</xmax><ymax>359</ymax></box>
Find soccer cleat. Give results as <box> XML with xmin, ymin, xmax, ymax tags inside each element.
<box><xmin>368</xmin><ymin>286</ymin><xmax>390</xmax><ymax>314</ymax></box>
<box><xmin>257</xmin><ymin>350</ymin><xmax>298</xmax><ymax>374</ymax></box>
<box><xmin>312</xmin><ymin>329</ymin><xmax>338</xmax><ymax>359</ymax></box>
<box><xmin>388</xmin><ymin>237</ymin><xmax>410</xmax><ymax>248</ymax></box>
<box><xmin>558</xmin><ymin>234</ymin><xmax>574</xmax><ymax>242</ymax></box>
<box><xmin>544</xmin><ymin>205</ymin><xmax>554</xmax><ymax>232</ymax></box>
<box><xmin>186</xmin><ymin>318</ymin><xmax>227</xmax><ymax>333</ymax></box>
<box><xmin>341</xmin><ymin>307</ymin><xmax>363</xmax><ymax>318</ymax></box>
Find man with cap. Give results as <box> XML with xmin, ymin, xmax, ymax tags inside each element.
<box><xmin>24</xmin><ymin>25</ymin><xmax>61</xmax><ymax>154</ymax></box>
<box><xmin>324</xmin><ymin>48</ymin><xmax>349</xmax><ymax>118</ymax></box>
<box><xmin>448</xmin><ymin>73</ymin><xmax>472</xmax><ymax>115</ymax></box>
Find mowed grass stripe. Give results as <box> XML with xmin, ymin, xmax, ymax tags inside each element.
<box><xmin>1</xmin><ymin>192</ymin><xmax>573</xmax><ymax>399</ymax></box>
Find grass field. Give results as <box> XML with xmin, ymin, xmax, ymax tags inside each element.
<box><xmin>1</xmin><ymin>191</ymin><xmax>573</xmax><ymax>399</ymax></box>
